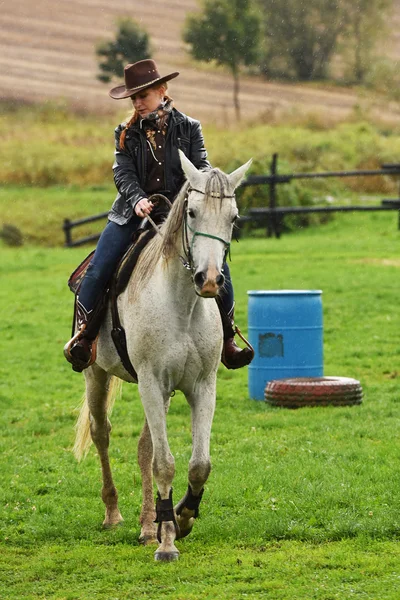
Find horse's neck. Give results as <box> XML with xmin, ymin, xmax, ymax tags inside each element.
<box><xmin>162</xmin><ymin>253</ymin><xmax>197</xmax><ymax>315</ymax></box>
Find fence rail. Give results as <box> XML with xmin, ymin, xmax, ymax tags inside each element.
<box><xmin>63</xmin><ymin>211</ymin><xmax>108</xmax><ymax>247</ymax></box>
<box><xmin>240</xmin><ymin>154</ymin><xmax>400</xmax><ymax>238</ymax></box>
<box><xmin>246</xmin><ymin>202</ymin><xmax>400</xmax><ymax>238</ymax></box>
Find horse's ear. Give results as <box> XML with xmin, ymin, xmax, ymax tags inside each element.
<box><xmin>179</xmin><ymin>150</ymin><xmax>204</xmax><ymax>188</ymax></box>
<box><xmin>228</xmin><ymin>159</ymin><xmax>253</xmax><ymax>190</ymax></box>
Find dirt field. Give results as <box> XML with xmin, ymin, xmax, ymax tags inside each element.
<box><xmin>2</xmin><ymin>0</ymin><xmax>400</xmax><ymax>124</ymax></box>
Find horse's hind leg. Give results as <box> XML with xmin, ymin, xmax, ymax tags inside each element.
<box><xmin>85</xmin><ymin>365</ymin><xmax>123</xmax><ymax>528</ymax></box>
<box><xmin>175</xmin><ymin>380</ymin><xmax>216</xmax><ymax>538</ymax></box>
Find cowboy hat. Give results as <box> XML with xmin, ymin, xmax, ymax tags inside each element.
<box><xmin>109</xmin><ymin>59</ymin><xmax>179</xmax><ymax>99</ymax></box>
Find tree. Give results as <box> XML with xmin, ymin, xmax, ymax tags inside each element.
<box><xmin>183</xmin><ymin>0</ymin><xmax>260</xmax><ymax>120</ymax></box>
<box><xmin>96</xmin><ymin>18</ymin><xmax>151</xmax><ymax>84</ymax></box>
<box><xmin>340</xmin><ymin>0</ymin><xmax>392</xmax><ymax>83</ymax></box>
<box><xmin>257</xmin><ymin>0</ymin><xmax>349</xmax><ymax>81</ymax></box>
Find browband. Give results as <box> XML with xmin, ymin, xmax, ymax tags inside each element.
<box><xmin>188</xmin><ymin>186</ymin><xmax>235</xmax><ymax>199</ymax></box>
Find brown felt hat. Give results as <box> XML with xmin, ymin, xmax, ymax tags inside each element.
<box><xmin>109</xmin><ymin>59</ymin><xmax>179</xmax><ymax>99</ymax></box>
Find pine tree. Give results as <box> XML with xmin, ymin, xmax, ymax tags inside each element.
<box><xmin>96</xmin><ymin>18</ymin><xmax>151</xmax><ymax>84</ymax></box>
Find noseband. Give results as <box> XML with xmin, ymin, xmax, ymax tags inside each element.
<box><xmin>180</xmin><ymin>186</ymin><xmax>235</xmax><ymax>273</ymax></box>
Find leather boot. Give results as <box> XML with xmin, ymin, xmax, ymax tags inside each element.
<box><xmin>64</xmin><ymin>299</ymin><xmax>97</xmax><ymax>372</ymax></box>
<box><xmin>217</xmin><ymin>301</ymin><xmax>254</xmax><ymax>370</ymax></box>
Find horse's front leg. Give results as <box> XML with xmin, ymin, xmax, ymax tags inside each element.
<box><xmin>137</xmin><ymin>420</ymin><xmax>156</xmax><ymax>544</ymax></box>
<box><xmin>175</xmin><ymin>378</ymin><xmax>216</xmax><ymax>538</ymax></box>
<box><xmin>138</xmin><ymin>396</ymin><xmax>172</xmax><ymax>545</ymax></box>
<box><xmin>138</xmin><ymin>377</ymin><xmax>179</xmax><ymax>561</ymax></box>
<box><xmin>84</xmin><ymin>365</ymin><xmax>124</xmax><ymax>528</ymax></box>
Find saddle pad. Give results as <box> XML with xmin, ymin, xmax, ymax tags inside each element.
<box><xmin>68</xmin><ymin>250</ymin><xmax>95</xmax><ymax>294</ymax></box>
<box><xmin>67</xmin><ymin>228</ymin><xmax>157</xmax><ymax>297</ymax></box>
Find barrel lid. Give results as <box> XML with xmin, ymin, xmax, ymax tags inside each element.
<box><xmin>247</xmin><ymin>289</ymin><xmax>322</xmax><ymax>296</ymax></box>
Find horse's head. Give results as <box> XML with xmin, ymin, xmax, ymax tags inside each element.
<box><xmin>179</xmin><ymin>150</ymin><xmax>252</xmax><ymax>298</ymax></box>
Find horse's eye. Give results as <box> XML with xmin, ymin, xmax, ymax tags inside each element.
<box><xmin>188</xmin><ymin>209</ymin><xmax>196</xmax><ymax>219</ymax></box>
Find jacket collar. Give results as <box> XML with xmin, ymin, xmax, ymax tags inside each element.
<box><xmin>129</xmin><ymin>108</ymin><xmax>184</xmax><ymax>133</ymax></box>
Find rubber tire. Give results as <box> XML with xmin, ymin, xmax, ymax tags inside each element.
<box><xmin>265</xmin><ymin>376</ymin><xmax>363</xmax><ymax>408</ymax></box>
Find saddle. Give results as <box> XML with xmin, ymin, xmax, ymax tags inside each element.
<box><xmin>68</xmin><ymin>200</ymin><xmax>170</xmax><ymax>380</ymax></box>
<box><xmin>67</xmin><ymin>226</ymin><xmax>157</xmax><ymax>297</ymax></box>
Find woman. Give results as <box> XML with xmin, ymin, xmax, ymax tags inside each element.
<box><xmin>64</xmin><ymin>59</ymin><xmax>253</xmax><ymax>372</ymax></box>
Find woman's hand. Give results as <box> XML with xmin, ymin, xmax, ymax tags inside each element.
<box><xmin>135</xmin><ymin>198</ymin><xmax>154</xmax><ymax>218</ymax></box>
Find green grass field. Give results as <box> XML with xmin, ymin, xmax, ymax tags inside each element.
<box><xmin>1</xmin><ymin>207</ymin><xmax>400</xmax><ymax>598</ymax></box>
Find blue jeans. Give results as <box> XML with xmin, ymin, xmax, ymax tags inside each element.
<box><xmin>78</xmin><ymin>219</ymin><xmax>234</xmax><ymax>315</ymax></box>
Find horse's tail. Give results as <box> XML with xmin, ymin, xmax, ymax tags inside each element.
<box><xmin>73</xmin><ymin>376</ymin><xmax>122</xmax><ymax>462</ymax></box>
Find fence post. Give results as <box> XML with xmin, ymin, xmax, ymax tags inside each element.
<box><xmin>63</xmin><ymin>218</ymin><xmax>72</xmax><ymax>247</ymax></box>
<box><xmin>394</xmin><ymin>184</ymin><xmax>400</xmax><ymax>230</ymax></box>
<box><xmin>269</xmin><ymin>153</ymin><xmax>279</xmax><ymax>238</ymax></box>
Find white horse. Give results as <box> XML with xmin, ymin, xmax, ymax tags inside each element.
<box><xmin>74</xmin><ymin>151</ymin><xmax>252</xmax><ymax>561</ymax></box>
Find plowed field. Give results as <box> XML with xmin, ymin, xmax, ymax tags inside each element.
<box><xmin>2</xmin><ymin>0</ymin><xmax>400</xmax><ymax>124</ymax></box>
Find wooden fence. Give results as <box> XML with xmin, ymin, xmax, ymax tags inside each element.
<box><xmin>240</xmin><ymin>154</ymin><xmax>400</xmax><ymax>238</ymax></box>
<box><xmin>63</xmin><ymin>211</ymin><xmax>109</xmax><ymax>248</ymax></box>
<box><xmin>62</xmin><ymin>155</ymin><xmax>400</xmax><ymax>246</ymax></box>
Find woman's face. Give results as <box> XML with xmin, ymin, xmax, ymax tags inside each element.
<box><xmin>131</xmin><ymin>86</ymin><xmax>165</xmax><ymax>117</ymax></box>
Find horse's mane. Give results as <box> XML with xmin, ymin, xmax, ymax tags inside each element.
<box><xmin>130</xmin><ymin>168</ymin><xmax>231</xmax><ymax>299</ymax></box>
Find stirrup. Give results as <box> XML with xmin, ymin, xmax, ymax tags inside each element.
<box><xmin>221</xmin><ymin>325</ymin><xmax>255</xmax><ymax>370</ymax></box>
<box><xmin>234</xmin><ymin>325</ymin><xmax>254</xmax><ymax>353</ymax></box>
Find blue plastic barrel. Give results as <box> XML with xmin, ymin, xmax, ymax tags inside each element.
<box><xmin>247</xmin><ymin>290</ymin><xmax>323</xmax><ymax>400</ymax></box>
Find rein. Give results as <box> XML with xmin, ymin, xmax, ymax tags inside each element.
<box><xmin>180</xmin><ymin>186</ymin><xmax>235</xmax><ymax>273</ymax></box>
<box><xmin>146</xmin><ymin>194</ymin><xmax>173</xmax><ymax>236</ymax></box>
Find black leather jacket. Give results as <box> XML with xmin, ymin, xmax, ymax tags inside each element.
<box><xmin>109</xmin><ymin>108</ymin><xmax>211</xmax><ymax>225</ymax></box>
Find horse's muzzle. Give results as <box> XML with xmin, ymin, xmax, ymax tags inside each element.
<box><xmin>194</xmin><ymin>269</ymin><xmax>225</xmax><ymax>297</ymax></box>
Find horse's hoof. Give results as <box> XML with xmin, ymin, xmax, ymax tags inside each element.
<box><xmin>139</xmin><ymin>534</ymin><xmax>158</xmax><ymax>546</ymax></box>
<box><xmin>176</xmin><ymin>519</ymin><xmax>194</xmax><ymax>540</ymax></box>
<box><xmin>176</xmin><ymin>512</ymin><xmax>195</xmax><ymax>539</ymax></box>
<box><xmin>102</xmin><ymin>518</ymin><xmax>124</xmax><ymax>530</ymax></box>
<box><xmin>176</xmin><ymin>524</ymin><xmax>193</xmax><ymax>539</ymax></box>
<box><xmin>154</xmin><ymin>550</ymin><xmax>180</xmax><ymax>562</ymax></box>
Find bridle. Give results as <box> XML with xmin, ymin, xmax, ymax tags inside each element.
<box><xmin>180</xmin><ymin>186</ymin><xmax>235</xmax><ymax>274</ymax></box>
